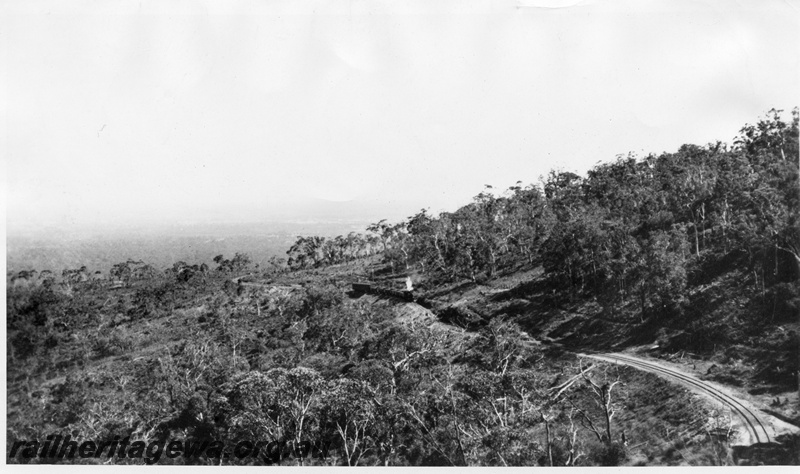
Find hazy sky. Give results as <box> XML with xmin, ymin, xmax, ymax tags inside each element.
<box><xmin>4</xmin><ymin>0</ymin><xmax>799</xmax><ymax>234</ymax></box>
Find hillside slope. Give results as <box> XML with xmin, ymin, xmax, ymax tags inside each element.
<box><xmin>7</xmin><ymin>109</ymin><xmax>799</xmax><ymax>466</ymax></box>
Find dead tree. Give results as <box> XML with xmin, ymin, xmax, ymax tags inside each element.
<box><xmin>569</xmin><ymin>360</ymin><xmax>621</xmax><ymax>445</ymax></box>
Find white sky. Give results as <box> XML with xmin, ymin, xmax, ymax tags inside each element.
<box><xmin>4</xmin><ymin>0</ymin><xmax>799</xmax><ymax>233</ymax></box>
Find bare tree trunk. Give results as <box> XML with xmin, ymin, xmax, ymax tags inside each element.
<box><xmin>541</xmin><ymin>413</ymin><xmax>554</xmax><ymax>466</ymax></box>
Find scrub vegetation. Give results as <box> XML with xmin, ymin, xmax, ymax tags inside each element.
<box><xmin>7</xmin><ymin>108</ymin><xmax>799</xmax><ymax>465</ymax></box>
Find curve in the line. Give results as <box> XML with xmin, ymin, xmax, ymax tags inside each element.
<box><xmin>583</xmin><ymin>352</ymin><xmax>771</xmax><ymax>445</ymax></box>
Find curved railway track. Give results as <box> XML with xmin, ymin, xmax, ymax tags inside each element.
<box><xmin>583</xmin><ymin>352</ymin><xmax>773</xmax><ymax>445</ymax></box>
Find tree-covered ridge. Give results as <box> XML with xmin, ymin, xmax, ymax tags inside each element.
<box><xmin>289</xmin><ymin>108</ymin><xmax>798</xmax><ymax>316</ymax></box>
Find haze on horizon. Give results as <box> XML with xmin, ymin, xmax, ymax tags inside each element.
<box><xmin>5</xmin><ymin>0</ymin><xmax>799</xmax><ymax>238</ymax></box>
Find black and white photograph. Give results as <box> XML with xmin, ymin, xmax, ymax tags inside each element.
<box><xmin>4</xmin><ymin>0</ymin><xmax>800</xmax><ymax>467</ymax></box>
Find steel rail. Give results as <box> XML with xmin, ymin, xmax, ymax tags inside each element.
<box><xmin>585</xmin><ymin>352</ymin><xmax>771</xmax><ymax>445</ymax></box>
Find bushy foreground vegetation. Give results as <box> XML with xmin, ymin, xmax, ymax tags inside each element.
<box><xmin>7</xmin><ymin>109</ymin><xmax>799</xmax><ymax>465</ymax></box>
<box><xmin>7</xmin><ymin>270</ymin><xmax>740</xmax><ymax>466</ymax></box>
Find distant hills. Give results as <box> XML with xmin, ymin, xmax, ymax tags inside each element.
<box><xmin>6</xmin><ymin>221</ymin><xmax>370</xmax><ymax>274</ymax></box>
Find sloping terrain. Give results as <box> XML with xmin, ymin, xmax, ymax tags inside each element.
<box><xmin>582</xmin><ymin>352</ymin><xmax>799</xmax><ymax>446</ymax></box>
<box><xmin>8</xmin><ymin>110</ymin><xmax>799</xmax><ymax>466</ymax></box>
<box><xmin>6</xmin><ymin>252</ymin><xmax>800</xmax><ymax>466</ymax></box>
